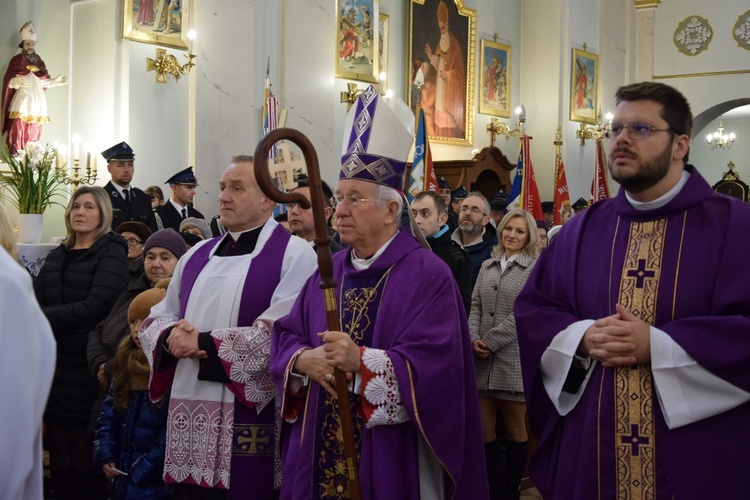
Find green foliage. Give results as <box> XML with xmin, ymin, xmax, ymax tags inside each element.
<box><xmin>0</xmin><ymin>143</ymin><xmax>67</xmax><ymax>214</ymax></box>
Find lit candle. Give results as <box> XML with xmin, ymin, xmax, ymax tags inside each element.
<box><xmin>58</xmin><ymin>145</ymin><xmax>67</xmax><ymax>170</ymax></box>
<box><xmin>92</xmin><ymin>152</ymin><xmax>97</xmax><ymax>177</ymax></box>
<box><xmin>86</xmin><ymin>151</ymin><xmax>91</xmax><ymax>172</ymax></box>
<box><xmin>55</xmin><ymin>141</ymin><xmax>61</xmax><ymax>169</ymax></box>
<box><xmin>72</xmin><ymin>134</ymin><xmax>81</xmax><ymax>161</ymax></box>
<box><xmin>188</xmin><ymin>30</ymin><xmax>197</xmax><ymax>54</ymax></box>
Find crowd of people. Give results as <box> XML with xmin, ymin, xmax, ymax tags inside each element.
<box><xmin>3</xmin><ymin>80</ymin><xmax>750</xmax><ymax>500</ymax></box>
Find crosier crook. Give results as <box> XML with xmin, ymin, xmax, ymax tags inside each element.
<box><xmin>254</xmin><ymin>128</ymin><xmax>362</xmax><ymax>500</ymax></box>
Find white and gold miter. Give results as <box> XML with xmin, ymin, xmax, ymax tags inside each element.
<box><xmin>19</xmin><ymin>22</ymin><xmax>38</xmax><ymax>43</ymax></box>
<box><xmin>339</xmin><ymin>85</ymin><xmax>415</xmax><ymax>191</ymax></box>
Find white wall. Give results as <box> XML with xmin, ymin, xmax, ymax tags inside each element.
<box><xmin>4</xmin><ymin>0</ymin><xmax>750</xmax><ymax>243</ymax></box>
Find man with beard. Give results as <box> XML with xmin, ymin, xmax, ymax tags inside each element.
<box><xmin>451</xmin><ymin>192</ymin><xmax>498</xmax><ymax>289</ymax></box>
<box><xmin>515</xmin><ymin>81</ymin><xmax>750</xmax><ymax>499</ymax></box>
<box><xmin>2</xmin><ymin>22</ymin><xmax>67</xmax><ymax>155</ymax></box>
<box><xmin>424</xmin><ymin>0</ymin><xmax>466</xmax><ymax>138</ymax></box>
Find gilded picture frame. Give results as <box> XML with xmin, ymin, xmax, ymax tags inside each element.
<box><xmin>408</xmin><ymin>0</ymin><xmax>476</xmax><ymax>146</ymax></box>
<box><xmin>378</xmin><ymin>14</ymin><xmax>389</xmax><ymax>93</ymax></box>
<box><xmin>335</xmin><ymin>0</ymin><xmax>379</xmax><ymax>84</ymax></box>
<box><xmin>478</xmin><ymin>38</ymin><xmax>510</xmax><ymax>118</ymax></box>
<box><xmin>570</xmin><ymin>47</ymin><xmax>598</xmax><ymax>124</ymax></box>
<box><xmin>123</xmin><ymin>0</ymin><xmax>191</xmax><ymax>50</ymax></box>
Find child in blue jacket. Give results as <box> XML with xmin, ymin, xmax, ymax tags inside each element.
<box><xmin>94</xmin><ymin>285</ymin><xmax>170</xmax><ymax>499</ymax></box>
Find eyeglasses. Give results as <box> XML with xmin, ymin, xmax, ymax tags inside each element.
<box><xmin>334</xmin><ymin>195</ymin><xmax>379</xmax><ymax>207</ymax></box>
<box><xmin>284</xmin><ymin>202</ymin><xmax>311</xmax><ymax>211</ymax></box>
<box><xmin>603</xmin><ymin>122</ymin><xmax>674</xmax><ymax>140</ymax></box>
<box><xmin>459</xmin><ymin>205</ymin><xmax>487</xmax><ymax>216</ymax></box>
<box><xmin>125</xmin><ymin>238</ymin><xmax>144</xmax><ymax>247</ymax></box>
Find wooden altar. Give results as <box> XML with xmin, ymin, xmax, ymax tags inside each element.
<box><xmin>406</xmin><ymin>146</ymin><xmax>516</xmax><ymax>198</ymax></box>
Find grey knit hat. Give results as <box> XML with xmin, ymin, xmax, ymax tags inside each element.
<box><xmin>142</xmin><ymin>228</ymin><xmax>187</xmax><ymax>259</ymax></box>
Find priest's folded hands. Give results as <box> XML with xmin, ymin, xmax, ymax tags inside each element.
<box><xmin>579</xmin><ymin>304</ymin><xmax>651</xmax><ymax>367</ymax></box>
<box><xmin>166</xmin><ymin>319</ymin><xmax>207</xmax><ymax>359</ymax></box>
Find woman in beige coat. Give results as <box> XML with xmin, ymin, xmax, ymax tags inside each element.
<box><xmin>469</xmin><ymin>209</ymin><xmax>540</xmax><ymax>499</ymax></box>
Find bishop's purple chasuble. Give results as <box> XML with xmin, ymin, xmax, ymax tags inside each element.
<box><xmin>271</xmin><ymin>228</ymin><xmax>489</xmax><ymax>500</ymax></box>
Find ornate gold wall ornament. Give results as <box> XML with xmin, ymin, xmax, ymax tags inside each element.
<box><xmin>634</xmin><ymin>0</ymin><xmax>661</xmax><ymax>10</ymax></box>
<box><xmin>733</xmin><ymin>10</ymin><xmax>750</xmax><ymax>50</ymax></box>
<box><xmin>674</xmin><ymin>16</ymin><xmax>713</xmax><ymax>56</ymax></box>
<box><xmin>146</xmin><ymin>48</ymin><xmax>195</xmax><ymax>83</ymax></box>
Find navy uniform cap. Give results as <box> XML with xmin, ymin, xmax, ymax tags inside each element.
<box><xmin>572</xmin><ymin>197</ymin><xmax>588</xmax><ymax>209</ymax></box>
<box><xmin>438</xmin><ymin>176</ymin><xmax>451</xmax><ymax>189</ymax></box>
<box><xmin>451</xmin><ymin>186</ymin><xmax>468</xmax><ymax>200</ymax></box>
<box><xmin>489</xmin><ymin>192</ymin><xmax>509</xmax><ymax>211</ymax></box>
<box><xmin>541</xmin><ymin>201</ymin><xmax>554</xmax><ymax>213</ymax></box>
<box><xmin>101</xmin><ymin>142</ymin><xmax>135</xmax><ymax>161</ymax></box>
<box><xmin>166</xmin><ymin>166</ymin><xmax>198</xmax><ymax>186</ymax></box>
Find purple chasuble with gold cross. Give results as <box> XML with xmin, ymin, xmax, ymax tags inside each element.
<box><xmin>516</xmin><ymin>165</ymin><xmax>750</xmax><ymax>499</ymax></box>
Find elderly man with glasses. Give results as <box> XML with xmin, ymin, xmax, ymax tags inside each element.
<box><xmin>271</xmin><ymin>86</ymin><xmax>488</xmax><ymax>499</ymax></box>
<box><xmin>516</xmin><ymin>81</ymin><xmax>750</xmax><ymax>499</ymax></box>
<box><xmin>451</xmin><ymin>191</ymin><xmax>498</xmax><ymax>289</ymax></box>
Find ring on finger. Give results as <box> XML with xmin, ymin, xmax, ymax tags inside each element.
<box><xmin>325</xmin><ymin>373</ymin><xmax>334</xmax><ymax>383</ymax></box>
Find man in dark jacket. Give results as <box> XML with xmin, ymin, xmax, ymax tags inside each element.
<box><xmin>102</xmin><ymin>142</ymin><xmax>158</xmax><ymax>232</ymax></box>
<box><xmin>411</xmin><ymin>191</ymin><xmax>471</xmax><ymax>313</ymax></box>
<box><xmin>451</xmin><ymin>191</ymin><xmax>498</xmax><ymax>289</ymax></box>
<box><xmin>154</xmin><ymin>166</ymin><xmax>205</xmax><ymax>231</ymax></box>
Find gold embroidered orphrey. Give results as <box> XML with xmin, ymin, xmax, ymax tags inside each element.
<box><xmin>338</xmin><ymin>265</ymin><xmax>395</xmax><ymax>343</ymax></box>
<box><xmin>614</xmin><ymin>219</ymin><xmax>666</xmax><ymax>500</ymax></box>
<box><xmin>234</xmin><ymin>424</ymin><xmax>274</xmax><ymax>456</ymax></box>
<box><xmin>315</xmin><ymin>265</ymin><xmax>396</xmax><ymax>498</ymax></box>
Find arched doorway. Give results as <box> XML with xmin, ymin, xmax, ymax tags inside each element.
<box><xmin>471</xmin><ymin>169</ymin><xmax>502</xmax><ymax>199</ymax></box>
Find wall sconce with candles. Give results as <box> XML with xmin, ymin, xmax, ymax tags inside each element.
<box><xmin>146</xmin><ymin>30</ymin><xmax>197</xmax><ymax>83</ymax></box>
<box><xmin>340</xmin><ymin>82</ymin><xmax>392</xmax><ymax>112</ymax></box>
<box><xmin>575</xmin><ymin>106</ymin><xmax>613</xmax><ymax>145</ymax></box>
<box><xmin>486</xmin><ymin>105</ymin><xmax>526</xmax><ymax>147</ymax></box>
<box><xmin>57</xmin><ymin>134</ymin><xmax>98</xmax><ymax>189</ymax></box>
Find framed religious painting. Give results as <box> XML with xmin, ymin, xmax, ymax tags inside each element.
<box><xmin>408</xmin><ymin>0</ymin><xmax>476</xmax><ymax>146</ymax></box>
<box><xmin>335</xmin><ymin>0</ymin><xmax>379</xmax><ymax>83</ymax></box>
<box><xmin>123</xmin><ymin>0</ymin><xmax>191</xmax><ymax>50</ymax></box>
<box><xmin>478</xmin><ymin>38</ymin><xmax>510</xmax><ymax>118</ymax></box>
<box><xmin>377</xmin><ymin>14</ymin><xmax>389</xmax><ymax>93</ymax></box>
<box><xmin>570</xmin><ymin>47</ymin><xmax>598</xmax><ymax>124</ymax></box>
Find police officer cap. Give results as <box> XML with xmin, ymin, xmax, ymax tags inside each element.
<box><xmin>541</xmin><ymin>201</ymin><xmax>554</xmax><ymax>213</ymax></box>
<box><xmin>489</xmin><ymin>192</ymin><xmax>509</xmax><ymax>211</ymax></box>
<box><xmin>451</xmin><ymin>186</ymin><xmax>468</xmax><ymax>200</ymax></box>
<box><xmin>166</xmin><ymin>166</ymin><xmax>198</xmax><ymax>186</ymax></box>
<box><xmin>101</xmin><ymin>142</ymin><xmax>135</xmax><ymax>161</ymax></box>
<box><xmin>572</xmin><ymin>197</ymin><xmax>588</xmax><ymax>209</ymax></box>
<box><xmin>438</xmin><ymin>177</ymin><xmax>451</xmax><ymax>189</ymax></box>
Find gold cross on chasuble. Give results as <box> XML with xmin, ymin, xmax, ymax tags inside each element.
<box><xmin>614</xmin><ymin>218</ymin><xmax>667</xmax><ymax>500</ymax></box>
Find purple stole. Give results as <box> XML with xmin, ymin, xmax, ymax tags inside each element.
<box><xmin>178</xmin><ymin>225</ymin><xmax>290</xmax><ymax>496</ymax></box>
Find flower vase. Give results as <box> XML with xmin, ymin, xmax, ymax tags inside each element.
<box><xmin>17</xmin><ymin>213</ymin><xmax>44</xmax><ymax>244</ymax></box>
